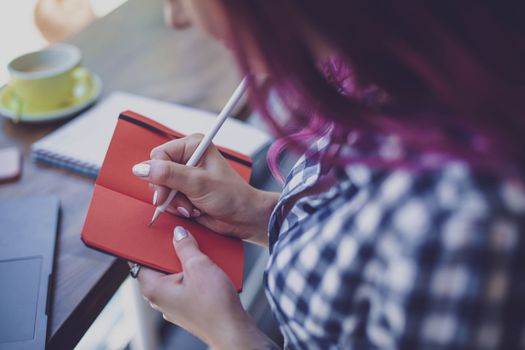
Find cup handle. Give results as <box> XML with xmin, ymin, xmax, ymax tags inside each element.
<box><xmin>70</xmin><ymin>66</ymin><xmax>93</xmax><ymax>102</ymax></box>
<box><xmin>3</xmin><ymin>87</ymin><xmax>24</xmax><ymax>123</ymax></box>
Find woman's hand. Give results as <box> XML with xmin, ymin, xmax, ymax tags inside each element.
<box><xmin>132</xmin><ymin>134</ymin><xmax>279</xmax><ymax>246</ymax></box>
<box><xmin>136</xmin><ymin>226</ymin><xmax>280</xmax><ymax>350</ymax></box>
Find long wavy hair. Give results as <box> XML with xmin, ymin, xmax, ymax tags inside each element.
<box><xmin>218</xmin><ymin>0</ymin><xmax>525</xmax><ymax>182</ymax></box>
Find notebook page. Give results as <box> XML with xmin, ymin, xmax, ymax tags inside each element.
<box><xmin>32</xmin><ymin>92</ymin><xmax>271</xmax><ymax>170</ymax></box>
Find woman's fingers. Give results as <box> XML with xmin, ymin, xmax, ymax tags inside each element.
<box><xmin>133</xmin><ymin>159</ymin><xmax>206</xmax><ymax>197</ymax></box>
<box><xmin>132</xmin><ymin>160</ymin><xmax>206</xmax><ymax>217</ymax></box>
<box><xmin>136</xmin><ymin>267</ymin><xmax>167</xmax><ymax>302</ymax></box>
<box><xmin>151</xmin><ymin>184</ymin><xmax>170</xmax><ymax>207</ymax></box>
<box><xmin>150</xmin><ymin>133</ymin><xmax>223</xmax><ymax>170</ymax></box>
<box><xmin>150</xmin><ymin>134</ymin><xmax>205</xmax><ymax>164</ymax></box>
<box><xmin>171</xmin><ymin>193</ymin><xmax>201</xmax><ymax>218</ymax></box>
<box><xmin>160</xmin><ymin>191</ymin><xmax>199</xmax><ymax>218</ymax></box>
<box><xmin>138</xmin><ymin>226</ymin><xmax>211</xmax><ymax>309</ymax></box>
<box><xmin>149</xmin><ymin>140</ymin><xmax>177</xmax><ymax>207</ymax></box>
<box><xmin>172</xmin><ymin>226</ymin><xmax>212</xmax><ymax>273</ymax></box>
<box><xmin>164</xmin><ymin>272</ymin><xmax>184</xmax><ymax>284</ymax></box>
<box><xmin>148</xmin><ymin>135</ymin><xmax>207</xmax><ymax>207</ymax></box>
<box><xmin>137</xmin><ymin>267</ymin><xmax>184</xmax><ymax>307</ymax></box>
<box><xmin>148</xmin><ymin>186</ymin><xmax>201</xmax><ymax>218</ymax></box>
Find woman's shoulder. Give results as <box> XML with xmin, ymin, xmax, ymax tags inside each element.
<box><xmin>298</xmin><ymin>161</ymin><xmax>525</xmax><ymax>274</ymax></box>
<box><xmin>265</xmin><ymin>161</ymin><xmax>525</xmax><ymax>348</ymax></box>
<box><xmin>270</xmin><ymin>160</ymin><xmax>525</xmax><ymax>277</ymax></box>
<box><xmin>330</xmin><ymin>129</ymin><xmax>525</xmax><ymax>223</ymax></box>
<box><xmin>342</xmin><ymin>160</ymin><xmax>525</xmax><ymax>217</ymax></box>
<box><xmin>336</xmin><ymin>161</ymin><xmax>525</xmax><ymax>245</ymax></box>
<box><xmin>274</xmin><ymin>159</ymin><xmax>525</xmax><ymax>255</ymax></box>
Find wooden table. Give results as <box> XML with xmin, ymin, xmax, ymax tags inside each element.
<box><xmin>0</xmin><ymin>0</ymin><xmax>242</xmax><ymax>348</ymax></box>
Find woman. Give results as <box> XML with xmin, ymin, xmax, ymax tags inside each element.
<box><xmin>131</xmin><ymin>1</ymin><xmax>525</xmax><ymax>349</ymax></box>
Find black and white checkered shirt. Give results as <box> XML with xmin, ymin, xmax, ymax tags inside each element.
<box><xmin>264</xmin><ymin>134</ymin><xmax>525</xmax><ymax>349</ymax></box>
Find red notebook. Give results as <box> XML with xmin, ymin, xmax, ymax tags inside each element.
<box><xmin>81</xmin><ymin>111</ymin><xmax>250</xmax><ymax>291</ymax></box>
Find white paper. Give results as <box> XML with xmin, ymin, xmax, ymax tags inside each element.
<box><xmin>32</xmin><ymin>91</ymin><xmax>271</xmax><ymax>169</ymax></box>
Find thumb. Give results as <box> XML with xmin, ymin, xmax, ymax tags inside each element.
<box><xmin>172</xmin><ymin>226</ymin><xmax>211</xmax><ymax>272</ymax></box>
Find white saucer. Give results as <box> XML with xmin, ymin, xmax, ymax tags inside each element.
<box><xmin>0</xmin><ymin>73</ymin><xmax>102</xmax><ymax>123</ymax></box>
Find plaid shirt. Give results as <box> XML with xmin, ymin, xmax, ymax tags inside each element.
<box><xmin>264</xmin><ymin>135</ymin><xmax>525</xmax><ymax>349</ymax></box>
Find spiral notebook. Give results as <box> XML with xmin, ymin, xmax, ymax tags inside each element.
<box><xmin>31</xmin><ymin>92</ymin><xmax>271</xmax><ymax>178</ymax></box>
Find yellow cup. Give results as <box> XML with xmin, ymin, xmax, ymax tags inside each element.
<box><xmin>5</xmin><ymin>44</ymin><xmax>91</xmax><ymax>115</ymax></box>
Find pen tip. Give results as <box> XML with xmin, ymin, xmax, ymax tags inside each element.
<box><xmin>148</xmin><ymin>208</ymin><xmax>161</xmax><ymax>227</ymax></box>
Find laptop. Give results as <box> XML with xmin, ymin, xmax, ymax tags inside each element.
<box><xmin>0</xmin><ymin>196</ymin><xmax>60</xmax><ymax>350</ymax></box>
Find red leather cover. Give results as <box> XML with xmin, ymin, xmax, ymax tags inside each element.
<box><xmin>81</xmin><ymin>110</ymin><xmax>250</xmax><ymax>291</ymax></box>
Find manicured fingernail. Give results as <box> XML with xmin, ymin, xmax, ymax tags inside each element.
<box><xmin>132</xmin><ymin>163</ymin><xmax>150</xmax><ymax>177</ymax></box>
<box><xmin>153</xmin><ymin>190</ymin><xmax>158</xmax><ymax>206</ymax></box>
<box><xmin>177</xmin><ymin>207</ymin><xmax>190</xmax><ymax>218</ymax></box>
<box><xmin>174</xmin><ymin>226</ymin><xmax>188</xmax><ymax>241</ymax></box>
<box><xmin>192</xmin><ymin>209</ymin><xmax>201</xmax><ymax>217</ymax></box>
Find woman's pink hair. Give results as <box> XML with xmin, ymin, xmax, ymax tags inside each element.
<box><xmin>219</xmin><ymin>0</ymin><xmax>525</xmax><ymax>182</ymax></box>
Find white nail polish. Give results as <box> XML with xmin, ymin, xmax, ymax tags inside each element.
<box><xmin>153</xmin><ymin>190</ymin><xmax>158</xmax><ymax>206</ymax></box>
<box><xmin>177</xmin><ymin>207</ymin><xmax>190</xmax><ymax>218</ymax></box>
<box><xmin>192</xmin><ymin>209</ymin><xmax>201</xmax><ymax>217</ymax></box>
<box><xmin>173</xmin><ymin>226</ymin><xmax>188</xmax><ymax>241</ymax></box>
<box><xmin>132</xmin><ymin>163</ymin><xmax>150</xmax><ymax>177</ymax></box>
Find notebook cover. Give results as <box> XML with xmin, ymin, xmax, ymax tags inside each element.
<box><xmin>0</xmin><ymin>196</ymin><xmax>60</xmax><ymax>350</ymax></box>
<box><xmin>81</xmin><ymin>111</ymin><xmax>251</xmax><ymax>291</ymax></box>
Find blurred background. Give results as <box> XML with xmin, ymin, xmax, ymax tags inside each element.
<box><xmin>0</xmin><ymin>0</ymin><xmax>127</xmax><ymax>86</ymax></box>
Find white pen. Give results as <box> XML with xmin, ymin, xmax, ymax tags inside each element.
<box><xmin>149</xmin><ymin>77</ymin><xmax>248</xmax><ymax>226</ymax></box>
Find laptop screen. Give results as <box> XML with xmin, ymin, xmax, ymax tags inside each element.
<box><xmin>0</xmin><ymin>257</ymin><xmax>42</xmax><ymax>343</ymax></box>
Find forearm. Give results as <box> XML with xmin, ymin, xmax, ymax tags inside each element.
<box><xmin>209</xmin><ymin>313</ymin><xmax>281</xmax><ymax>350</ymax></box>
